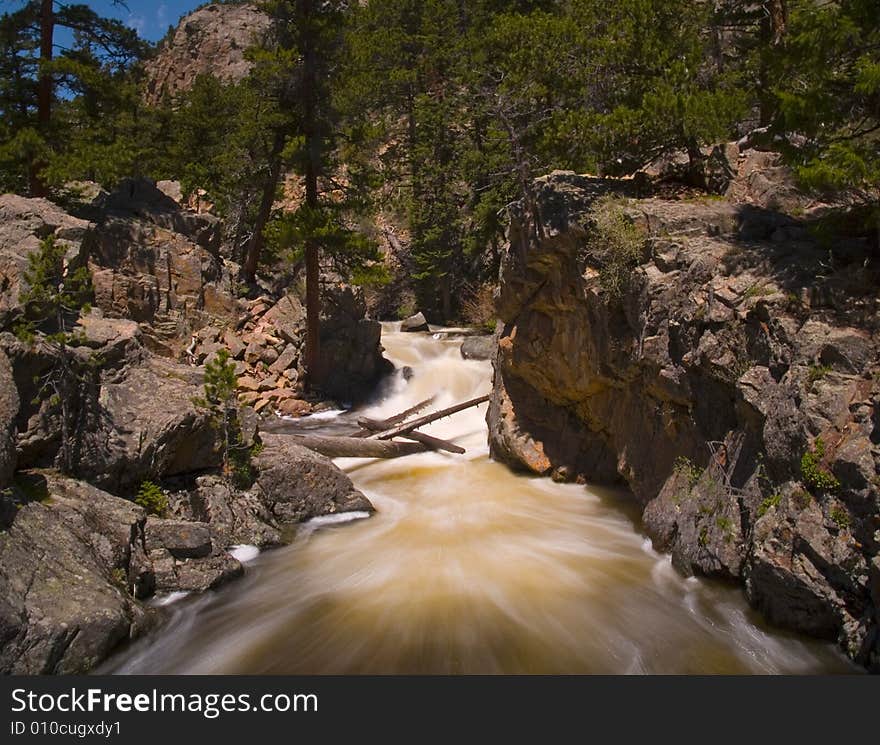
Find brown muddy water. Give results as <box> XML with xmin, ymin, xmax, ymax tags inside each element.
<box><xmin>102</xmin><ymin>324</ymin><xmax>856</xmax><ymax>674</ymax></box>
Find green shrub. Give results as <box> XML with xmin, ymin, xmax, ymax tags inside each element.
<box><xmin>829</xmin><ymin>506</ymin><xmax>850</xmax><ymax>530</ymax></box>
<box><xmin>801</xmin><ymin>438</ymin><xmax>840</xmax><ymax>493</ymax></box>
<box><xmin>674</xmin><ymin>456</ymin><xmax>702</xmax><ymax>488</ymax></box>
<box><xmin>806</xmin><ymin>365</ymin><xmax>832</xmax><ymax>386</ymax></box>
<box><xmin>757</xmin><ymin>492</ymin><xmax>782</xmax><ymax>518</ymax></box>
<box><xmin>135</xmin><ymin>481</ymin><xmax>168</xmax><ymax>516</ymax></box>
<box><xmin>589</xmin><ymin>196</ymin><xmax>645</xmax><ymax>299</ymax></box>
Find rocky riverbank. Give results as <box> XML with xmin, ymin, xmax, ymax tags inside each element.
<box><xmin>0</xmin><ymin>179</ymin><xmax>385</xmax><ymax>674</ymax></box>
<box><xmin>487</xmin><ymin>149</ymin><xmax>880</xmax><ymax>670</ymax></box>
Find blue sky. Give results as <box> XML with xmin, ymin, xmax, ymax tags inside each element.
<box><xmin>0</xmin><ymin>1</ymin><xmax>205</xmax><ymax>43</ymax></box>
<box><xmin>75</xmin><ymin>1</ymin><xmax>204</xmax><ymax>42</ymax></box>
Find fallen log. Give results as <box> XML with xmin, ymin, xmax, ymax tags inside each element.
<box><xmin>351</xmin><ymin>397</ymin><xmax>436</xmax><ymax>438</ymax></box>
<box><xmin>357</xmin><ymin>417</ymin><xmax>466</xmax><ymax>455</ymax></box>
<box><xmin>368</xmin><ymin>394</ymin><xmax>491</xmax><ymax>441</ymax></box>
<box><xmin>288</xmin><ymin>434</ymin><xmax>427</xmax><ymax>459</ymax></box>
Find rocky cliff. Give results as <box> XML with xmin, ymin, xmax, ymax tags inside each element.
<box><xmin>144</xmin><ymin>3</ymin><xmax>271</xmax><ymax>105</ymax></box>
<box><xmin>488</xmin><ymin>159</ymin><xmax>880</xmax><ymax>670</ymax></box>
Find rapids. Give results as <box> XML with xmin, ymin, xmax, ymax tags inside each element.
<box><xmin>102</xmin><ymin>324</ymin><xmax>855</xmax><ymax>674</ymax></box>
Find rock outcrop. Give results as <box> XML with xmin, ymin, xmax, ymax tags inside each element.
<box><xmin>193</xmin><ymin>283</ymin><xmax>390</xmax><ymax>411</ymax></box>
<box><xmin>488</xmin><ymin>167</ymin><xmax>880</xmax><ymax>669</ymax></box>
<box><xmin>0</xmin><ymin>317</ymin><xmax>221</xmax><ymax>492</ymax></box>
<box><xmin>87</xmin><ymin>178</ymin><xmax>233</xmax><ymax>353</ymax></box>
<box><xmin>0</xmin><ymin>195</ymin><xmax>92</xmax><ymax>328</ymax></box>
<box><xmin>0</xmin><ymin>441</ymin><xmax>374</xmax><ymax>673</ymax></box>
<box><xmin>0</xmin><ymin>474</ymin><xmax>154</xmax><ymax>674</ymax></box>
<box><xmin>0</xmin><ymin>349</ymin><xmax>18</xmax><ymax>489</ymax></box>
<box><xmin>144</xmin><ymin>3</ymin><xmax>272</xmax><ymax>105</ymax></box>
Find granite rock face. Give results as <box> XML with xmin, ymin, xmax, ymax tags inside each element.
<box><xmin>0</xmin><ymin>326</ymin><xmax>220</xmax><ymax>492</ymax></box>
<box><xmin>0</xmin><ymin>195</ymin><xmax>92</xmax><ymax>328</ymax></box>
<box><xmin>0</xmin><ymin>475</ymin><xmax>153</xmax><ymax>674</ymax></box>
<box><xmin>488</xmin><ymin>167</ymin><xmax>880</xmax><ymax>669</ymax></box>
<box><xmin>144</xmin><ymin>3</ymin><xmax>272</xmax><ymax>105</ymax></box>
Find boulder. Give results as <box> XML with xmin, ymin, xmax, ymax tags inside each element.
<box><xmin>2</xmin><ymin>329</ymin><xmax>220</xmax><ymax>491</ymax></box>
<box><xmin>0</xmin><ymin>474</ymin><xmax>153</xmax><ymax>674</ymax></box>
<box><xmin>460</xmin><ymin>336</ymin><xmax>495</xmax><ymax>361</ymax></box>
<box><xmin>182</xmin><ymin>474</ymin><xmax>281</xmax><ymax>548</ymax></box>
<box><xmin>317</xmin><ymin>285</ymin><xmax>391</xmax><ymax>402</ymax></box>
<box><xmin>73</xmin><ymin>357</ymin><xmax>221</xmax><ymax>492</ymax></box>
<box><xmin>254</xmin><ymin>433</ymin><xmax>374</xmax><ymax>523</ymax></box>
<box><xmin>73</xmin><ymin>312</ymin><xmax>144</xmax><ymax>368</ymax></box>
<box><xmin>401</xmin><ymin>312</ymin><xmax>429</xmax><ymax>332</ymax></box>
<box><xmin>145</xmin><ymin>519</ymin><xmax>213</xmax><ymax>559</ymax></box>
<box><xmin>143</xmin><ymin>516</ymin><xmax>241</xmax><ymax>594</ymax></box>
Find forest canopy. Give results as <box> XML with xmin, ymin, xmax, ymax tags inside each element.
<box><xmin>0</xmin><ymin>0</ymin><xmax>877</xmax><ymax>317</ymax></box>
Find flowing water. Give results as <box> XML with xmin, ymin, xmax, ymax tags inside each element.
<box><xmin>104</xmin><ymin>324</ymin><xmax>856</xmax><ymax>674</ymax></box>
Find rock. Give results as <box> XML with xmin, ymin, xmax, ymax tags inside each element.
<box><xmin>269</xmin><ymin>343</ymin><xmax>298</xmax><ymax>374</ymax></box>
<box><xmin>487</xmin><ymin>169</ymin><xmax>880</xmax><ymax>669</ymax></box>
<box><xmin>73</xmin><ymin>312</ymin><xmax>144</xmax><ymax>368</ymax></box>
<box><xmin>238</xmin><ymin>375</ymin><xmax>261</xmax><ymax>392</ymax></box>
<box><xmin>277</xmin><ymin>399</ymin><xmax>311</xmax><ymax>418</ymax></box>
<box><xmin>260</xmin><ymin>346</ymin><xmax>279</xmax><ymax>366</ymax></box>
<box><xmin>254</xmin><ymin>434</ymin><xmax>374</xmax><ymax>523</ymax></box>
<box><xmin>76</xmin><ymin>357</ymin><xmax>221</xmax><ymax>492</ymax></box>
<box><xmin>460</xmin><ymin>336</ymin><xmax>494</xmax><ymax>361</ymax></box>
<box><xmin>2</xmin><ymin>331</ymin><xmax>221</xmax><ymax>492</ymax></box>
<box><xmin>144</xmin><ymin>3</ymin><xmax>272</xmax><ymax>106</ymax></box>
<box><xmin>0</xmin><ymin>474</ymin><xmax>153</xmax><ymax>674</ymax></box>
<box><xmin>257</xmin><ymin>375</ymin><xmax>279</xmax><ymax>392</ymax></box>
<box><xmin>145</xmin><ymin>519</ymin><xmax>212</xmax><ymax>559</ymax></box>
<box><xmin>0</xmin><ymin>349</ymin><xmax>19</xmax><ymax>488</ymax></box>
<box><xmin>0</xmin><ymin>194</ymin><xmax>92</xmax><ymax>327</ymax></box>
<box><xmin>159</xmin><ymin>553</ymin><xmax>243</xmax><ymax>594</ymax></box>
<box><xmin>316</xmin><ymin>285</ymin><xmax>391</xmax><ymax>402</ymax></box>
<box><xmin>401</xmin><ymin>312</ymin><xmax>429</xmax><ymax>332</ymax></box>
<box><xmin>224</xmin><ymin>329</ymin><xmax>247</xmax><ymax>359</ymax></box>
<box><xmin>184</xmin><ymin>474</ymin><xmax>281</xmax><ymax>548</ymax></box>
<box><xmin>156</xmin><ymin>180</ymin><xmax>183</xmax><ymax>204</ymax></box>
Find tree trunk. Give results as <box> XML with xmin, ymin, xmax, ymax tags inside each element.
<box><xmin>768</xmin><ymin>0</ymin><xmax>788</xmax><ymax>46</ymax></box>
<box><xmin>301</xmin><ymin>0</ymin><xmax>322</xmax><ymax>390</ymax></box>
<box><xmin>758</xmin><ymin>0</ymin><xmax>788</xmax><ymax>126</ymax></box>
<box><xmin>288</xmin><ymin>434</ymin><xmax>427</xmax><ymax>459</ymax></box>
<box><xmin>32</xmin><ymin>0</ymin><xmax>54</xmax><ymax>197</ymax></box>
<box><xmin>440</xmin><ymin>275</ymin><xmax>452</xmax><ymax>322</ymax></box>
<box><xmin>242</xmin><ymin>131</ymin><xmax>285</xmax><ymax>284</ymax></box>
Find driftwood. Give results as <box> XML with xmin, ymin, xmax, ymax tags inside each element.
<box><xmin>357</xmin><ymin>417</ymin><xmax>466</xmax><ymax>455</ymax></box>
<box><xmin>288</xmin><ymin>395</ymin><xmax>487</xmax><ymax>460</ymax></box>
<box><xmin>351</xmin><ymin>397</ymin><xmax>435</xmax><ymax>438</ymax></box>
<box><xmin>367</xmin><ymin>394</ymin><xmax>491</xmax><ymax>441</ymax></box>
<box><xmin>288</xmin><ymin>434</ymin><xmax>427</xmax><ymax>459</ymax></box>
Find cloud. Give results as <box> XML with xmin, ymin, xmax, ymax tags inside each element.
<box><xmin>157</xmin><ymin>3</ymin><xmax>168</xmax><ymax>28</ymax></box>
<box><xmin>126</xmin><ymin>13</ymin><xmax>146</xmax><ymax>37</ymax></box>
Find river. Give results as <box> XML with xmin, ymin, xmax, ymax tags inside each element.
<box><xmin>103</xmin><ymin>323</ymin><xmax>855</xmax><ymax>674</ymax></box>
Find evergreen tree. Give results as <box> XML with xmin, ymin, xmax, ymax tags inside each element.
<box><xmin>0</xmin><ymin>0</ymin><xmax>146</xmax><ymax>195</ymax></box>
<box><xmin>772</xmin><ymin>0</ymin><xmax>879</xmax><ymax>195</ymax></box>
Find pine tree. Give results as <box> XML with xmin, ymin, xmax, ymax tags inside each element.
<box><xmin>15</xmin><ymin>235</ymin><xmax>94</xmax><ymax>474</ymax></box>
<box><xmin>0</xmin><ymin>0</ymin><xmax>146</xmax><ymax>195</ymax></box>
<box><xmin>194</xmin><ymin>349</ymin><xmax>256</xmax><ymax>487</ymax></box>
